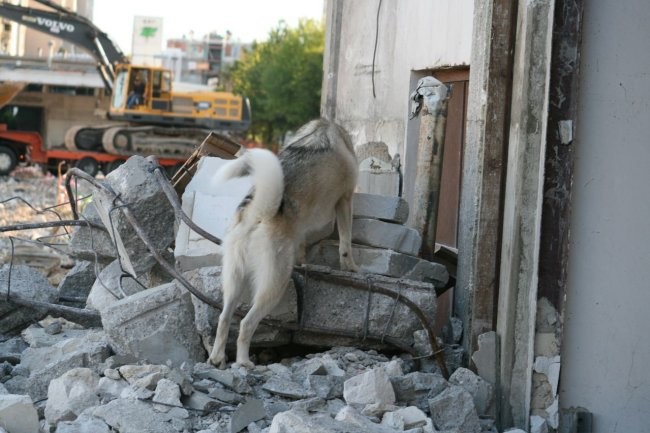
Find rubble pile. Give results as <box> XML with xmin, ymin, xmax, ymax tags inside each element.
<box><xmin>0</xmin><ymin>316</ymin><xmax>499</xmax><ymax>433</ymax></box>
<box><xmin>0</xmin><ymin>156</ymin><xmax>516</xmax><ymax>432</ymax></box>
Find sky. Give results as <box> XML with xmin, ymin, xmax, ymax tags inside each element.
<box><xmin>92</xmin><ymin>0</ymin><xmax>325</xmax><ymax>55</ymax></box>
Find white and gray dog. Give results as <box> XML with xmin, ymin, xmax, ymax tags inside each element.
<box><xmin>208</xmin><ymin>119</ymin><xmax>359</xmax><ymax>369</ymax></box>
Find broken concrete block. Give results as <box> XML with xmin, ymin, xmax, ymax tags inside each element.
<box><xmin>343</xmin><ymin>366</ymin><xmax>396</xmax><ymax>406</ymax></box>
<box><xmin>335</xmin><ymin>405</ymin><xmax>397</xmax><ymax>433</ymax></box>
<box><xmin>391</xmin><ymin>372</ymin><xmax>448</xmax><ymax>412</ymax></box>
<box><xmin>55</xmin><ymin>413</ymin><xmax>112</xmax><ymax>433</ymax></box>
<box><xmin>4</xmin><ymin>330</ymin><xmax>111</xmax><ymax>402</ymax></box>
<box><xmin>97</xmin><ymin>376</ymin><xmax>128</xmax><ymax>401</ymax></box>
<box><xmin>153</xmin><ymin>378</ymin><xmax>183</xmax><ymax>412</ymax></box>
<box><xmin>380</xmin><ymin>410</ymin><xmax>405</xmax><ymax>430</ymax></box>
<box><xmin>86</xmin><ymin>258</ymin><xmax>172</xmax><ymax>312</ymax></box>
<box><xmin>350</xmin><ymin>218</ymin><xmax>422</xmax><ymax>255</ymax></box>
<box><xmin>442</xmin><ymin>316</ymin><xmax>464</xmax><ymax>345</ymax></box>
<box><xmin>183</xmin><ymin>266</ymin><xmax>296</xmax><ymax>350</ymax></box>
<box><xmin>229</xmin><ymin>398</ymin><xmax>266</xmax><ymax>433</ymax></box>
<box><xmin>294</xmin><ymin>270</ymin><xmax>436</xmax><ymax>349</ymax></box>
<box><xmin>193</xmin><ymin>363</ymin><xmax>252</xmax><ymax>394</ymax></box>
<box><xmin>403</xmin><ymin>260</ymin><xmax>449</xmax><ymax>288</ymax></box>
<box><xmin>44</xmin><ymin>367</ymin><xmax>100</xmax><ymax>427</ymax></box>
<box><xmin>353</xmin><ymin>193</ymin><xmax>409</xmax><ymax>224</ymax></box>
<box><xmin>0</xmin><ymin>394</ymin><xmax>39</xmax><ymax>433</ymax></box>
<box><xmin>449</xmin><ymin>367</ymin><xmax>494</xmax><ymax>417</ymax></box>
<box><xmin>89</xmin><ymin>398</ymin><xmax>181</xmax><ymax>433</ymax></box>
<box><xmin>470</xmin><ymin>331</ymin><xmax>498</xmax><ymax>386</ymax></box>
<box><xmin>269</xmin><ymin>408</ymin><xmax>367</xmax><ymax>433</ymax></box>
<box><xmin>183</xmin><ymin>391</ymin><xmax>222</xmax><ymax>412</ymax></box>
<box><xmin>101</xmin><ymin>282</ymin><xmax>205</xmax><ymax>366</ymax></box>
<box><xmin>388</xmin><ymin>406</ymin><xmax>429</xmax><ymax>430</ymax></box>
<box><xmin>304</xmin><ymin>374</ymin><xmax>345</xmax><ymax>399</ymax></box>
<box><xmin>308</xmin><ymin>240</ymin><xmax>430</xmax><ymax>279</ymax></box>
<box><xmin>92</xmin><ymin>155</ymin><xmax>176</xmax><ymax>276</ymax></box>
<box><xmin>263</xmin><ymin>375</ymin><xmax>314</xmax><ymax>400</ymax></box>
<box><xmin>428</xmin><ymin>385</ymin><xmax>481</xmax><ymax>433</ymax></box>
<box><xmin>68</xmin><ymin>201</ymin><xmax>117</xmax><ymax>263</ymax></box>
<box><xmin>0</xmin><ymin>264</ymin><xmax>57</xmax><ymax>334</ymax></box>
<box><xmin>57</xmin><ymin>260</ymin><xmax>99</xmax><ymax>302</ymax></box>
<box><xmin>174</xmin><ymin>157</ymin><xmax>253</xmax><ymax>272</ymax></box>
<box><xmin>357</xmin><ymin>158</ymin><xmax>400</xmax><ymax>197</ymax></box>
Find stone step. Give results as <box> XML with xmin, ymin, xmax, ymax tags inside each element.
<box><xmin>353</xmin><ymin>193</ymin><xmax>409</xmax><ymax>224</ymax></box>
<box><xmin>350</xmin><ymin>218</ymin><xmax>422</xmax><ymax>255</ymax></box>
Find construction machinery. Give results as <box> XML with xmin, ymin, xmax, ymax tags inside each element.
<box><xmin>0</xmin><ymin>0</ymin><xmax>251</xmax><ymax>162</ymax></box>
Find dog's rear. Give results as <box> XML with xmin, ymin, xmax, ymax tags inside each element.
<box><xmin>208</xmin><ymin>119</ymin><xmax>358</xmax><ymax>368</ymax></box>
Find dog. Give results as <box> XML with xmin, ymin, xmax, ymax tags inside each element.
<box><xmin>208</xmin><ymin>119</ymin><xmax>359</xmax><ymax>369</ymax></box>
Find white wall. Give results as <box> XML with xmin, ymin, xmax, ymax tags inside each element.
<box><xmin>560</xmin><ymin>1</ymin><xmax>650</xmax><ymax>431</ymax></box>
<box><xmin>326</xmin><ymin>0</ymin><xmax>472</xmax><ymax>162</ymax></box>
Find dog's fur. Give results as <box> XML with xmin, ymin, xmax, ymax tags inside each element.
<box><xmin>208</xmin><ymin>119</ymin><xmax>359</xmax><ymax>369</ymax></box>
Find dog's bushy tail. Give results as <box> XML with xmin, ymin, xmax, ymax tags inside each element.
<box><xmin>214</xmin><ymin>148</ymin><xmax>284</xmax><ymax>221</ymax></box>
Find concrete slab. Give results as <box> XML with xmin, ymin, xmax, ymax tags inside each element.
<box><xmin>352</xmin><ymin>193</ymin><xmax>409</xmax><ymax>224</ymax></box>
<box><xmin>174</xmin><ymin>157</ymin><xmax>253</xmax><ymax>272</ymax></box>
<box><xmin>350</xmin><ymin>218</ymin><xmax>422</xmax><ymax>255</ymax></box>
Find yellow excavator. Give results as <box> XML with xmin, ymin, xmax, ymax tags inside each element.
<box><xmin>0</xmin><ymin>0</ymin><xmax>251</xmax><ymax>159</ymax></box>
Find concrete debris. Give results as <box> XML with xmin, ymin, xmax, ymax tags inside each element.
<box><xmin>0</xmin><ymin>155</ymin><xmax>482</xmax><ymax>432</ymax></box>
<box><xmin>44</xmin><ymin>367</ymin><xmax>100</xmax><ymax>426</ymax></box>
<box><xmin>449</xmin><ymin>367</ymin><xmax>494</xmax><ymax>416</ymax></box>
<box><xmin>0</xmin><ymin>264</ymin><xmax>57</xmax><ymax>334</ymax></box>
<box><xmin>295</xmin><ymin>268</ymin><xmax>437</xmax><ymax>349</ymax></box>
<box><xmin>470</xmin><ymin>331</ymin><xmax>498</xmax><ymax>385</ymax></box>
<box><xmin>357</xmin><ymin>157</ymin><xmax>401</xmax><ymax>196</ymax></box>
<box><xmin>343</xmin><ymin>366</ymin><xmax>396</xmax><ymax>406</ymax></box>
<box><xmin>354</xmin><ymin>141</ymin><xmax>394</xmax><ymax>165</ymax></box>
<box><xmin>68</xmin><ymin>199</ymin><xmax>117</xmax><ymax>264</ymax></box>
<box><xmin>101</xmin><ymin>281</ymin><xmax>205</xmax><ymax>366</ymax></box>
<box><xmin>86</xmin><ymin>256</ymin><xmax>173</xmax><ymax>312</ymax></box>
<box><xmin>0</xmin><ymin>394</ymin><xmax>40</xmax><ymax>433</ymax></box>
<box><xmin>92</xmin><ymin>155</ymin><xmax>176</xmax><ymax>276</ymax></box>
<box><xmin>352</xmin><ymin>192</ymin><xmax>410</xmax><ymax>224</ymax></box>
<box><xmin>57</xmin><ymin>260</ymin><xmax>99</xmax><ymax>302</ymax></box>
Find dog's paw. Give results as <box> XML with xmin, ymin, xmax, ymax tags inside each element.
<box><xmin>234</xmin><ymin>360</ymin><xmax>255</xmax><ymax>370</ymax></box>
<box><xmin>341</xmin><ymin>260</ymin><xmax>360</xmax><ymax>273</ymax></box>
<box><xmin>208</xmin><ymin>353</ymin><xmax>227</xmax><ymax>370</ymax></box>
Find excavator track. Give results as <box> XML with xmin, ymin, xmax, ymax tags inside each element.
<box><xmin>64</xmin><ymin>124</ymin><xmax>126</xmax><ymax>151</ymax></box>
<box><xmin>101</xmin><ymin>126</ymin><xmax>214</xmax><ymax>158</ymax></box>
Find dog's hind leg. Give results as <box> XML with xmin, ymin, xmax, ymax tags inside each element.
<box><xmin>335</xmin><ymin>192</ymin><xmax>359</xmax><ymax>272</ymax></box>
<box><xmin>235</xmin><ymin>256</ymin><xmax>293</xmax><ymax>369</ymax></box>
<box><xmin>208</xmin><ymin>259</ymin><xmax>245</xmax><ymax>369</ymax></box>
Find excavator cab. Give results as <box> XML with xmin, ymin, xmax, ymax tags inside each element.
<box><xmin>109</xmin><ymin>64</ymin><xmax>251</xmax><ymax>132</ymax></box>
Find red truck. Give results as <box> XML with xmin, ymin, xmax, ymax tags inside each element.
<box><xmin>0</xmin><ymin>124</ymin><xmax>185</xmax><ymax>177</ymax></box>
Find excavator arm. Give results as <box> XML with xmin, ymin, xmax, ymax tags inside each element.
<box><xmin>0</xmin><ymin>0</ymin><xmax>128</xmax><ymax>93</ymax></box>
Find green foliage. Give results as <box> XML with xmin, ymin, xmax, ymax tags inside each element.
<box><xmin>228</xmin><ymin>19</ymin><xmax>324</xmax><ymax>145</ymax></box>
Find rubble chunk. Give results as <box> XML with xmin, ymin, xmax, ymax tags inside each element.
<box><xmin>55</xmin><ymin>413</ymin><xmax>112</xmax><ymax>433</ymax></box>
<box><xmin>428</xmin><ymin>385</ymin><xmax>481</xmax><ymax>433</ymax></box>
<box><xmin>44</xmin><ymin>367</ymin><xmax>100</xmax><ymax>426</ymax></box>
<box><xmin>471</xmin><ymin>331</ymin><xmax>498</xmax><ymax>385</ymax></box>
<box><xmin>57</xmin><ymin>260</ymin><xmax>98</xmax><ymax>302</ymax></box>
<box><xmin>0</xmin><ymin>394</ymin><xmax>39</xmax><ymax>433</ymax></box>
<box><xmin>230</xmin><ymin>398</ymin><xmax>266</xmax><ymax>433</ymax></box>
<box><xmin>4</xmin><ymin>330</ymin><xmax>110</xmax><ymax>401</ymax></box>
<box><xmin>0</xmin><ymin>264</ymin><xmax>57</xmax><ymax>334</ymax></box>
<box><xmin>91</xmin><ymin>156</ymin><xmax>176</xmax><ymax>275</ymax></box>
<box><xmin>68</xmin><ymin>201</ymin><xmax>117</xmax><ymax>263</ymax></box>
<box><xmin>352</xmin><ymin>192</ymin><xmax>410</xmax><ymax>224</ymax></box>
<box><xmin>349</xmin><ymin>218</ymin><xmax>422</xmax><ymax>255</ymax></box>
<box><xmin>263</xmin><ymin>375</ymin><xmax>314</xmax><ymax>400</ymax></box>
<box><xmin>152</xmin><ymin>378</ymin><xmax>183</xmax><ymax>412</ymax></box>
<box><xmin>269</xmin><ymin>408</ymin><xmax>367</xmax><ymax>433</ymax></box>
<box><xmin>335</xmin><ymin>405</ymin><xmax>397</xmax><ymax>433</ymax></box>
<box><xmin>89</xmin><ymin>398</ymin><xmax>181</xmax><ymax>433</ymax></box>
<box><xmin>295</xmin><ymin>270</ymin><xmax>436</xmax><ymax>349</ymax></box>
<box><xmin>449</xmin><ymin>367</ymin><xmax>494</xmax><ymax>416</ymax></box>
<box><xmin>101</xmin><ymin>282</ymin><xmax>205</xmax><ymax>366</ymax></box>
<box><xmin>343</xmin><ymin>366</ymin><xmax>396</xmax><ymax>406</ymax></box>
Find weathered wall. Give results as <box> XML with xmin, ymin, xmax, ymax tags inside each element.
<box><xmin>12</xmin><ymin>90</ymin><xmax>109</xmax><ymax>148</ymax></box>
<box><xmin>322</xmin><ymin>0</ymin><xmax>473</xmax><ymax>198</ymax></box>
<box><xmin>560</xmin><ymin>1</ymin><xmax>650</xmax><ymax>430</ymax></box>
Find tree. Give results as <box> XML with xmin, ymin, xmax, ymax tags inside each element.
<box><xmin>228</xmin><ymin>19</ymin><xmax>324</xmax><ymax>146</ymax></box>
